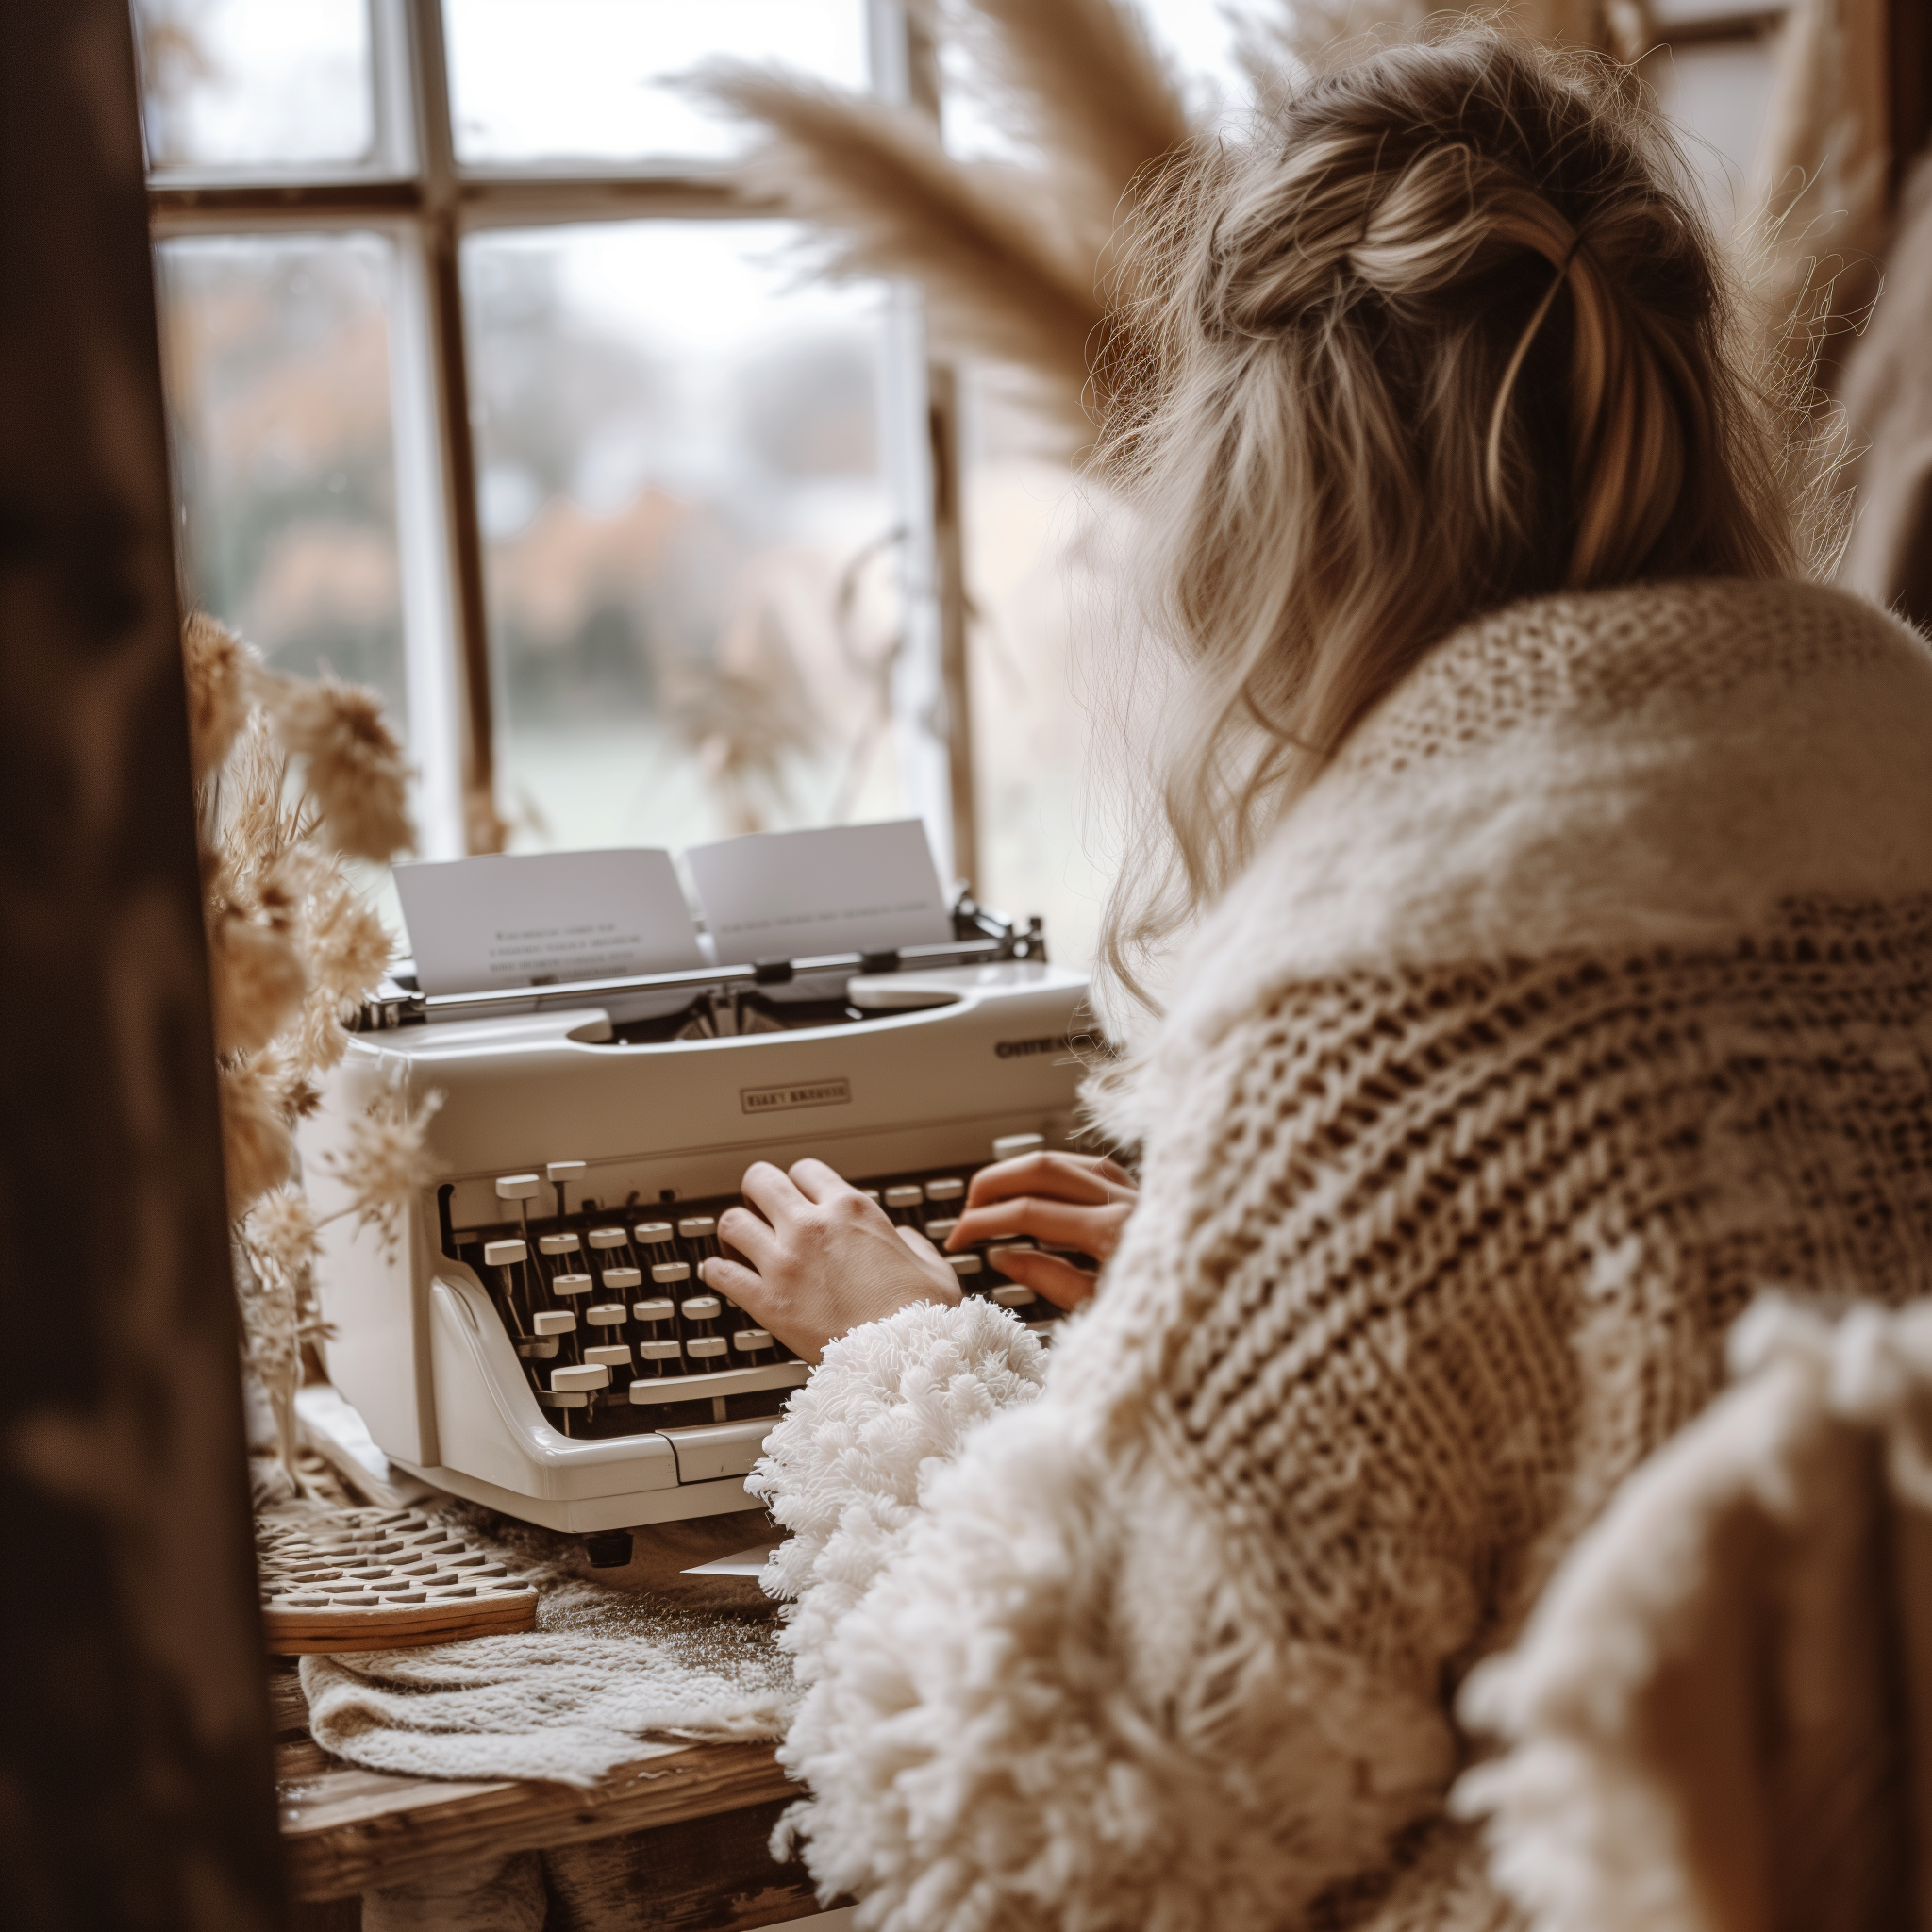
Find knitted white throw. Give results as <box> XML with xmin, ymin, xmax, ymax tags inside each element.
<box><xmin>749</xmin><ymin>578</ymin><xmax>1932</xmax><ymax>1932</ymax></box>
<box><xmin>301</xmin><ymin>1565</ymin><xmax>796</xmax><ymax>1788</ymax></box>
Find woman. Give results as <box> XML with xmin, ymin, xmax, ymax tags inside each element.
<box><xmin>698</xmin><ymin>29</ymin><xmax>1932</xmax><ymax>1932</ymax></box>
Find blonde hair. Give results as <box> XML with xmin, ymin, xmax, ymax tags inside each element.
<box><xmin>1092</xmin><ymin>27</ymin><xmax>1801</xmax><ymax>1020</ymax></box>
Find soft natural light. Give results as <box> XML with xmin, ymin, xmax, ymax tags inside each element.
<box><xmin>133</xmin><ymin>0</ymin><xmax>372</xmax><ymax>169</ymax></box>
<box><xmin>442</xmin><ymin>0</ymin><xmax>871</xmax><ymax>164</ymax></box>
<box><xmin>464</xmin><ymin>221</ymin><xmax>908</xmax><ymax>858</ymax></box>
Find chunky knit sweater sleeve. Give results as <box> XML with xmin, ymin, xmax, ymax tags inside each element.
<box><xmin>752</xmin><ymin>580</ymin><xmax>1932</xmax><ymax>1932</ymax></box>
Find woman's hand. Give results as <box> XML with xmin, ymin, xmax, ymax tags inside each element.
<box><xmin>944</xmin><ymin>1150</ymin><xmax>1138</xmax><ymax>1312</ymax></box>
<box><xmin>706</xmin><ymin>1158</ymin><xmax>959</xmax><ymax>1364</ymax></box>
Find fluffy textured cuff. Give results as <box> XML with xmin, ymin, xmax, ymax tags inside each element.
<box><xmin>747</xmin><ymin>1297</ymin><xmax>1046</xmax><ymax>1661</ymax></box>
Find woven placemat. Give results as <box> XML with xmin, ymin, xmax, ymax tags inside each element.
<box><xmin>258</xmin><ymin>1506</ymin><xmax>538</xmax><ymax>1654</ymax></box>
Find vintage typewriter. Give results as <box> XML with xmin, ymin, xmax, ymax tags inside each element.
<box><xmin>298</xmin><ymin>899</ymin><xmax>1090</xmax><ymax>1550</ymax></box>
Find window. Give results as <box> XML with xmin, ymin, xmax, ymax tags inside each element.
<box><xmin>137</xmin><ymin>0</ymin><xmax>1806</xmax><ymax>973</ymax></box>
<box><xmin>136</xmin><ymin>0</ymin><xmax>950</xmax><ymax>881</ymax></box>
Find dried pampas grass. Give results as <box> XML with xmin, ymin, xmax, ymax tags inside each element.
<box><xmin>220</xmin><ymin>1053</ymin><xmax>298</xmax><ymax>1218</ymax></box>
<box><xmin>700</xmin><ymin>66</ymin><xmax>1102</xmax><ymax>436</ymax></box>
<box><xmin>262</xmin><ymin>670</ymin><xmax>416</xmax><ymax>862</ymax></box>
<box><xmin>247</xmin><ymin>1184</ymin><xmax>321</xmax><ymax>1292</ymax></box>
<box><xmin>304</xmin><ymin>869</ymin><xmax>395</xmax><ymax>1005</ymax></box>
<box><xmin>322</xmin><ymin>1078</ymin><xmax>445</xmax><ymax>1255</ymax></box>
<box><xmin>291</xmin><ymin>985</ymin><xmax>353</xmax><ymax>1077</ymax></box>
<box><xmin>208</xmin><ymin>904</ymin><xmax>308</xmax><ymax>1056</ymax></box>
<box><xmin>241</xmin><ymin>1186</ymin><xmax>325</xmax><ymax>1490</ymax></box>
<box><xmin>220</xmin><ymin>713</ymin><xmax>310</xmax><ymax>881</ymax></box>
<box><xmin>181</xmin><ymin>611</ymin><xmax>257</xmax><ymax>782</ymax></box>
<box><xmin>180</xmin><ymin>613</ymin><xmax>421</xmax><ymax>1493</ymax></box>
<box><xmin>942</xmin><ymin>0</ymin><xmax>1189</xmax><ymax>251</ymax></box>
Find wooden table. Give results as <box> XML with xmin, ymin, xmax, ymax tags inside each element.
<box><xmin>275</xmin><ymin>1669</ymin><xmax>826</xmax><ymax>1929</ymax></box>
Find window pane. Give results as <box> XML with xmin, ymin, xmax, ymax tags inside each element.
<box><xmin>155</xmin><ymin>235</ymin><xmax>408</xmax><ymax>735</ymax></box>
<box><xmin>960</xmin><ymin>375</ymin><xmax>1105</xmax><ymax>974</ymax></box>
<box><xmin>443</xmin><ymin>0</ymin><xmax>869</xmax><ymax>165</ymax></box>
<box><xmin>464</xmin><ymin>222</ymin><xmax>908</xmax><ymax>852</ymax></box>
<box><xmin>132</xmin><ymin>0</ymin><xmax>374</xmax><ymax>171</ymax></box>
<box><xmin>1643</xmin><ymin>37</ymin><xmax>1785</xmax><ymax>226</ymax></box>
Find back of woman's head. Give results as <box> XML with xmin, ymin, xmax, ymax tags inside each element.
<box><xmin>1093</xmin><ymin>25</ymin><xmax>1799</xmax><ymax>1020</ymax></box>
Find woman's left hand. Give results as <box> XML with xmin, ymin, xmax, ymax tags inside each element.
<box><xmin>705</xmin><ymin>1158</ymin><xmax>960</xmax><ymax>1363</ymax></box>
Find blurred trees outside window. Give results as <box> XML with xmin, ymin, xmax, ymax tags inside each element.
<box><xmin>134</xmin><ymin>0</ymin><xmax>1812</xmax><ymax>974</ymax></box>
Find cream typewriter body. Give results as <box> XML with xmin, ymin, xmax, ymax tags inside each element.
<box><xmin>301</xmin><ymin>920</ymin><xmax>1088</xmax><ymax>1536</ymax></box>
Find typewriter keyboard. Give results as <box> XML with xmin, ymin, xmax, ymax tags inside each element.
<box><xmin>443</xmin><ymin>1133</ymin><xmax>1075</xmax><ymax>1439</ymax></box>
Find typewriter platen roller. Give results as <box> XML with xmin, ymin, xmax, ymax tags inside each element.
<box><xmin>298</xmin><ymin>930</ymin><xmax>1091</xmax><ymax>1535</ymax></box>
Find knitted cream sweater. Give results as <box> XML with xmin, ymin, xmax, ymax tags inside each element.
<box><xmin>749</xmin><ymin>578</ymin><xmax>1932</xmax><ymax>1932</ymax></box>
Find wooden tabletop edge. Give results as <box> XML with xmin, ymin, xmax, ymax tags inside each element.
<box><xmin>282</xmin><ymin>1740</ymin><xmax>798</xmax><ymax>1901</ymax></box>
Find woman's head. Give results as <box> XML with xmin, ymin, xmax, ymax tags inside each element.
<box><xmin>1092</xmin><ymin>25</ymin><xmax>1799</xmax><ymax>1017</ymax></box>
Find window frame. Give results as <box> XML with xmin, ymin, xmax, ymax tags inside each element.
<box><xmin>142</xmin><ymin>0</ymin><xmax>975</xmax><ymax>880</ymax></box>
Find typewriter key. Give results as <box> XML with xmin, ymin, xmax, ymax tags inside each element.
<box><xmin>991</xmin><ymin>1132</ymin><xmax>1045</xmax><ymax>1161</ymax></box>
<box><xmin>680</xmin><ymin>1291</ymin><xmax>724</xmax><ymax>1356</ymax></box>
<box><xmin>545</xmin><ymin>1159</ymin><xmax>585</xmax><ymax>1216</ymax></box>
<box><xmin>483</xmin><ymin>1238</ymin><xmax>533</xmax><ymax>1336</ymax></box>
<box><xmin>924</xmin><ymin>1178</ymin><xmax>965</xmax><ymax>1214</ymax></box>
<box><xmin>634</xmin><ymin>1338</ymin><xmax>684</xmax><ymax>1380</ymax></box>
<box><xmin>883</xmin><ymin>1185</ymin><xmax>923</xmax><ymax>1224</ymax></box>
<box><xmin>495</xmin><ymin>1174</ymin><xmax>541</xmax><ymax>1241</ymax></box>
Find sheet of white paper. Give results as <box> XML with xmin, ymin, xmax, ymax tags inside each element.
<box><xmin>393</xmin><ymin>849</ymin><xmax>703</xmax><ymax>995</ymax></box>
<box><xmin>685</xmin><ymin>820</ymin><xmax>951</xmax><ymax>961</ymax></box>
<box><xmin>680</xmin><ymin>1541</ymin><xmax>780</xmax><ymax>1578</ymax></box>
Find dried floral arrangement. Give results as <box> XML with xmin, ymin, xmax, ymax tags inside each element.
<box><xmin>183</xmin><ymin>613</ymin><xmax>442</xmax><ymax>1491</ymax></box>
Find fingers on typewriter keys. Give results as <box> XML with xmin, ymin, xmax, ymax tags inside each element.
<box><xmin>988</xmin><ymin>1243</ymin><xmax>1040</xmax><ymax>1308</ymax></box>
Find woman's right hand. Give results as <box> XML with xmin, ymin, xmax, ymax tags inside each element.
<box><xmin>944</xmin><ymin>1150</ymin><xmax>1138</xmax><ymax>1312</ymax></box>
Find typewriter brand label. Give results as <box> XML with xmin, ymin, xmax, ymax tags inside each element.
<box><xmin>995</xmin><ymin>1036</ymin><xmax>1068</xmax><ymax>1060</ymax></box>
<box><xmin>741</xmin><ymin>1077</ymin><xmax>853</xmax><ymax>1115</ymax></box>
